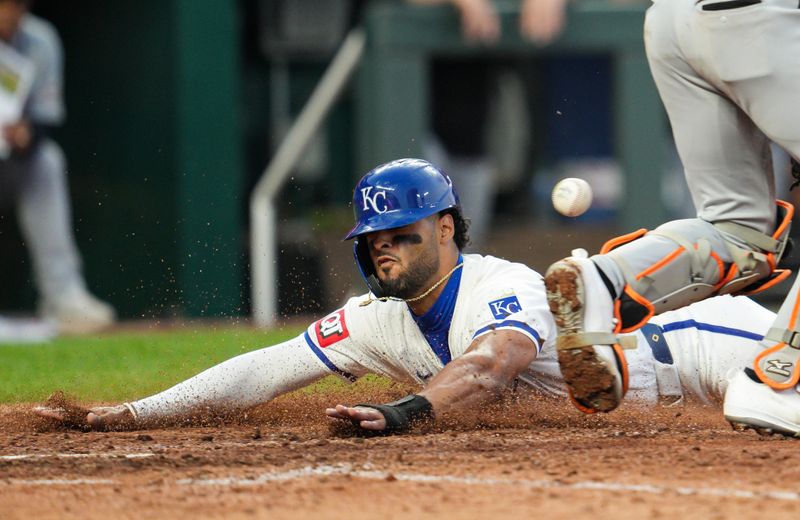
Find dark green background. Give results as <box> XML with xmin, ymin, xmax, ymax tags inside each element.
<box><xmin>0</xmin><ymin>1</ymin><xmax>359</xmax><ymax>319</ymax></box>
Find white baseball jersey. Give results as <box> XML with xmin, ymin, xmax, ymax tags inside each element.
<box><xmin>303</xmin><ymin>254</ymin><xmax>775</xmax><ymax>405</ymax></box>
<box><xmin>304</xmin><ymin>253</ymin><xmax>557</xmax><ymax>386</ymax></box>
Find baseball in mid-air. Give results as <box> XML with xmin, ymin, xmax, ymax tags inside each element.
<box><xmin>551</xmin><ymin>177</ymin><xmax>593</xmax><ymax>217</ymax></box>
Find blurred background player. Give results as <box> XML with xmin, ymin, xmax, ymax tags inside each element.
<box><xmin>544</xmin><ymin>0</ymin><xmax>800</xmax><ymax>437</ymax></box>
<box><xmin>0</xmin><ymin>0</ymin><xmax>114</xmax><ymax>334</ymax></box>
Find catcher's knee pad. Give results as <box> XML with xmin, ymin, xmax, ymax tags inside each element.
<box><xmin>603</xmin><ymin>201</ymin><xmax>794</xmax><ymax>332</ymax></box>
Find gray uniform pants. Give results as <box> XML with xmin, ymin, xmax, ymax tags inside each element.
<box><xmin>0</xmin><ymin>139</ymin><xmax>84</xmax><ymax>304</ymax></box>
<box><xmin>594</xmin><ymin>0</ymin><xmax>800</xmax><ymax>314</ymax></box>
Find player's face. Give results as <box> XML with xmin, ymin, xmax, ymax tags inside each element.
<box><xmin>366</xmin><ymin>217</ymin><xmax>441</xmax><ymax>299</ymax></box>
<box><xmin>0</xmin><ymin>0</ymin><xmax>26</xmax><ymax>42</ymax></box>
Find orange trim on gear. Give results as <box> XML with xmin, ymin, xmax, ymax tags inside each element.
<box><xmin>600</xmin><ymin>228</ymin><xmax>647</xmax><ymax>255</ymax></box>
<box><xmin>618</xmin><ymin>285</ymin><xmax>654</xmax><ymax>334</ymax></box>
<box><xmin>754</xmin><ymin>343</ymin><xmax>800</xmax><ymax>390</ymax></box>
<box><xmin>613</xmin><ymin>299</ymin><xmax>622</xmax><ymax>334</ymax></box>
<box><xmin>716</xmin><ymin>263</ymin><xmax>738</xmax><ymax>291</ymax></box>
<box><xmin>742</xmin><ymin>269</ymin><xmax>792</xmax><ymax>296</ymax></box>
<box><xmin>767</xmin><ymin>253</ymin><xmax>776</xmax><ymax>272</ymax></box>
<box><xmin>636</xmin><ymin>247</ymin><xmax>685</xmax><ymax>281</ymax></box>
<box><xmin>763</xmin><ymin>200</ymin><xmax>794</xmax><ymax>274</ymax></box>
<box><xmin>612</xmin><ymin>343</ymin><xmax>630</xmax><ymax>395</ymax></box>
<box><xmin>567</xmin><ymin>391</ymin><xmax>597</xmax><ymax>415</ymax></box>
<box><xmin>774</xmin><ymin>200</ymin><xmax>794</xmax><ymax>239</ymax></box>
<box><xmin>726</xmin><ymin>200</ymin><xmax>793</xmax><ymax>295</ymax></box>
<box><xmin>709</xmin><ymin>252</ymin><xmax>727</xmax><ymax>289</ymax></box>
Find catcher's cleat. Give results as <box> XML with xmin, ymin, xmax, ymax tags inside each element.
<box><xmin>545</xmin><ymin>256</ymin><xmax>634</xmax><ymax>413</ymax></box>
<box><xmin>724</xmin><ymin>369</ymin><xmax>800</xmax><ymax>439</ymax></box>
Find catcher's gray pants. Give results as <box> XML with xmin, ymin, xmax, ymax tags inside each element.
<box><xmin>593</xmin><ymin>0</ymin><xmax>800</xmax><ymax>293</ymax></box>
<box><xmin>0</xmin><ymin>140</ymin><xmax>84</xmax><ymax>304</ymax></box>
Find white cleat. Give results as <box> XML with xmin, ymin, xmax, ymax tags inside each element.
<box><xmin>724</xmin><ymin>369</ymin><xmax>800</xmax><ymax>438</ymax></box>
<box><xmin>40</xmin><ymin>286</ymin><xmax>116</xmax><ymax>335</ymax></box>
<box><xmin>545</xmin><ymin>256</ymin><xmax>628</xmax><ymax>413</ymax></box>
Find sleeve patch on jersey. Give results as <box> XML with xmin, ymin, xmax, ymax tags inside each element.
<box><xmin>314</xmin><ymin>309</ymin><xmax>350</xmax><ymax>348</ymax></box>
<box><xmin>488</xmin><ymin>295</ymin><xmax>522</xmax><ymax>320</ymax></box>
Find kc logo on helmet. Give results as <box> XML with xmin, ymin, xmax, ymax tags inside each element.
<box><xmin>314</xmin><ymin>309</ymin><xmax>350</xmax><ymax>348</ymax></box>
<box><xmin>361</xmin><ymin>186</ymin><xmax>388</xmax><ymax>214</ymax></box>
<box><xmin>488</xmin><ymin>295</ymin><xmax>522</xmax><ymax>320</ymax></box>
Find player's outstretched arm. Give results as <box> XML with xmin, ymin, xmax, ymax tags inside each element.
<box><xmin>327</xmin><ymin>329</ymin><xmax>538</xmax><ymax>432</ymax></box>
<box><xmin>36</xmin><ymin>334</ymin><xmax>331</xmax><ymax>430</ymax></box>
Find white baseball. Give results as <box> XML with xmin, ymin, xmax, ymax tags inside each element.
<box><xmin>551</xmin><ymin>178</ymin><xmax>593</xmax><ymax>217</ymax></box>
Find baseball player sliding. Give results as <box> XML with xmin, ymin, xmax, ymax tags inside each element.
<box><xmin>40</xmin><ymin>160</ymin><xmax>780</xmax><ymax>433</ymax></box>
<box><xmin>544</xmin><ymin>0</ymin><xmax>800</xmax><ymax>436</ymax></box>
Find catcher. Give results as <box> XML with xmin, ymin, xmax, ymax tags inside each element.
<box><xmin>38</xmin><ymin>159</ymin><xmax>778</xmax><ymax>433</ymax></box>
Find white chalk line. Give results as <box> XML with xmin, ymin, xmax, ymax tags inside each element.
<box><xmin>177</xmin><ymin>464</ymin><xmax>800</xmax><ymax>502</ymax></box>
<box><xmin>1</xmin><ymin>452</ymin><xmax>154</xmax><ymax>461</ymax></box>
<box><xmin>3</xmin><ymin>458</ymin><xmax>798</xmax><ymax>502</ymax></box>
<box><xmin>2</xmin><ymin>452</ymin><xmax>151</xmax><ymax>487</ymax></box>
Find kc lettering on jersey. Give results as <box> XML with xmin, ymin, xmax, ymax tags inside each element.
<box><xmin>314</xmin><ymin>309</ymin><xmax>350</xmax><ymax>348</ymax></box>
<box><xmin>488</xmin><ymin>295</ymin><xmax>522</xmax><ymax>320</ymax></box>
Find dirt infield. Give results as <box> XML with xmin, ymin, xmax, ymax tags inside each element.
<box><xmin>2</xmin><ymin>387</ymin><xmax>800</xmax><ymax>520</ymax></box>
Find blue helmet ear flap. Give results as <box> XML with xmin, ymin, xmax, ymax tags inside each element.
<box><xmin>353</xmin><ymin>237</ymin><xmax>388</xmax><ymax>298</ymax></box>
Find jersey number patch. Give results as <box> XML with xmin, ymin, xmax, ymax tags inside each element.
<box><xmin>315</xmin><ymin>309</ymin><xmax>350</xmax><ymax>348</ymax></box>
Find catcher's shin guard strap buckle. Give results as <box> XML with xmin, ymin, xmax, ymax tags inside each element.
<box><xmin>765</xmin><ymin>327</ymin><xmax>800</xmax><ymax>349</ymax></box>
<box><xmin>556</xmin><ymin>333</ymin><xmax>637</xmax><ymax>351</ymax></box>
<box><xmin>716</xmin><ymin>200</ymin><xmax>794</xmax><ymax>296</ymax></box>
<box><xmin>356</xmin><ymin>394</ymin><xmax>433</xmax><ymax>433</ymax></box>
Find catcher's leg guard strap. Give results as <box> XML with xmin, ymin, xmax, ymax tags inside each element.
<box><xmin>765</xmin><ymin>326</ymin><xmax>800</xmax><ymax>348</ymax></box>
<box><xmin>714</xmin><ymin>200</ymin><xmax>793</xmax><ymax>295</ymax></box>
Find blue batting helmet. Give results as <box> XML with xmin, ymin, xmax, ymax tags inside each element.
<box><xmin>344</xmin><ymin>158</ymin><xmax>460</xmax><ymax>297</ymax></box>
<box><xmin>344</xmin><ymin>158</ymin><xmax>459</xmax><ymax>240</ymax></box>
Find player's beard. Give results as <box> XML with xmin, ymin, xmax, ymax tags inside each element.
<box><xmin>379</xmin><ymin>241</ymin><xmax>440</xmax><ymax>300</ymax></box>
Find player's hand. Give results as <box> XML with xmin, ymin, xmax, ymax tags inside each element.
<box><xmin>86</xmin><ymin>405</ymin><xmax>136</xmax><ymax>430</ymax></box>
<box><xmin>3</xmin><ymin>120</ymin><xmax>33</xmax><ymax>152</ymax></box>
<box><xmin>325</xmin><ymin>404</ymin><xmax>388</xmax><ymax>431</ymax></box>
<box><xmin>33</xmin><ymin>404</ymin><xmax>135</xmax><ymax>431</ymax></box>
<box><xmin>519</xmin><ymin>0</ymin><xmax>568</xmax><ymax>44</ymax></box>
<box><xmin>452</xmin><ymin>0</ymin><xmax>500</xmax><ymax>43</ymax></box>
